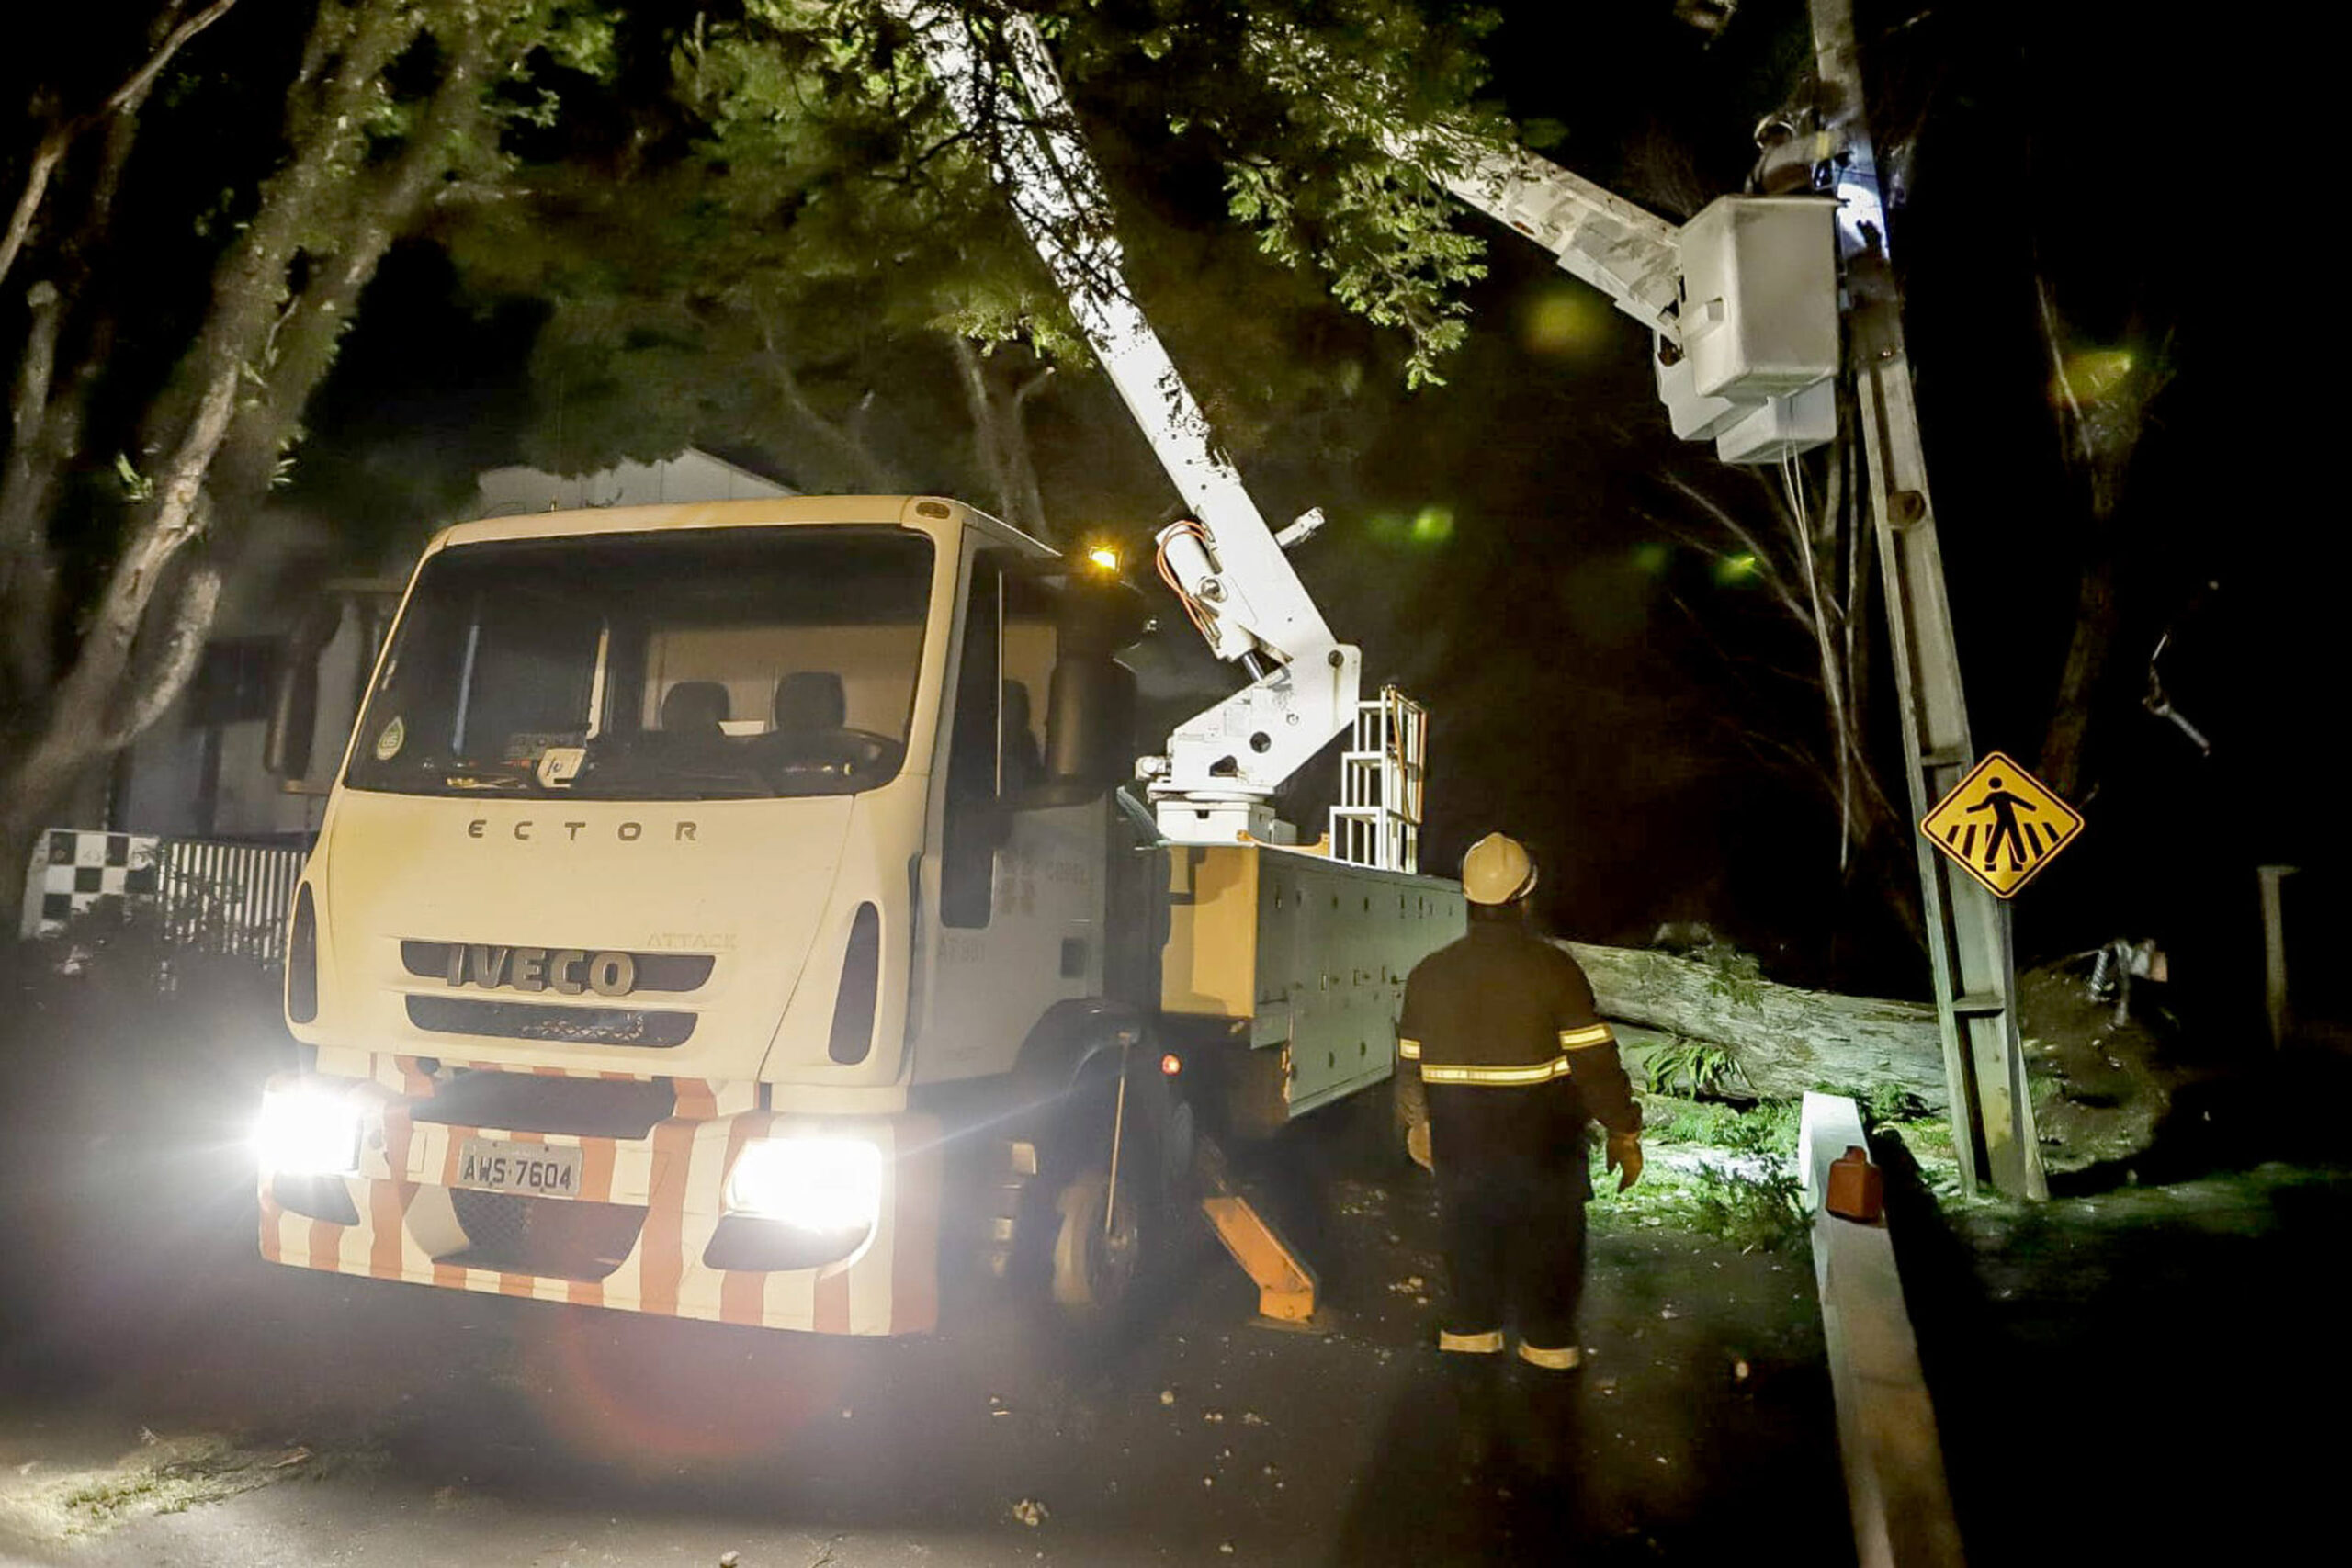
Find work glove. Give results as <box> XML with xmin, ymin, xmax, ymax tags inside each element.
<box><xmin>1604</xmin><ymin>1132</ymin><xmax>1643</xmax><ymax>1193</ymax></box>
<box><xmin>1406</xmin><ymin>1120</ymin><xmax>1433</xmax><ymax>1172</ymax></box>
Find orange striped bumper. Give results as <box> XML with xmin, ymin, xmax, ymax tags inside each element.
<box><xmin>256</xmin><ymin>1070</ymin><xmax>940</xmax><ymax>1336</ymax></box>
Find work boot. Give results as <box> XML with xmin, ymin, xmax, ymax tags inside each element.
<box><xmin>1508</xmin><ymin>1341</ymin><xmax>1584</xmax><ymax>1480</ymax></box>
<box><xmin>1438</xmin><ymin>1328</ymin><xmax>1505</xmax><ymax>1475</ymax></box>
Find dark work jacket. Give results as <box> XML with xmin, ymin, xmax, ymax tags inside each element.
<box><xmin>1396</xmin><ymin>917</ymin><xmax>1643</xmax><ymax>1140</ymax></box>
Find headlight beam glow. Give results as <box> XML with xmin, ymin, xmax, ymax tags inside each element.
<box><xmin>254</xmin><ymin>1085</ymin><xmax>363</xmax><ymax>1177</ymax></box>
<box><xmin>724</xmin><ymin>1137</ymin><xmax>884</xmax><ymax>1233</ymax></box>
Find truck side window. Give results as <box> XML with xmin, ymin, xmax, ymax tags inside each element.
<box><xmin>942</xmin><ymin>552</ymin><xmax>1004</xmax><ymax>929</ymax></box>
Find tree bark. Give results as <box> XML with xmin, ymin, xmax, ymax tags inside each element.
<box><xmin>0</xmin><ymin>363</ymin><xmax>237</xmax><ymax>865</ymax></box>
<box><xmin>1</xmin><ymin>281</ymin><xmax>65</xmax><ymax>705</ymax></box>
<box><xmin>951</xmin><ymin>335</ymin><xmax>1019</xmax><ymax>524</ymax></box>
<box><xmin>1007</xmin><ymin>366</ymin><xmax>1054</xmax><ymax>540</ymax></box>
<box><xmin>213</xmin><ymin>11</ymin><xmax>503</xmax><ymax>509</ymax></box>
<box><xmin>136</xmin><ymin>1</ymin><xmax>417</xmax><ymax>464</ymax></box>
<box><xmin>0</xmin><ymin>51</ymin><xmax>160</xmax><ymax>707</ymax></box>
<box><xmin>1563</xmin><ymin>941</ymin><xmax>1949</xmax><ymax>1111</ymax></box>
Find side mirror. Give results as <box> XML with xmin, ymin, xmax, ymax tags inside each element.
<box><xmin>1012</xmin><ymin>655</ymin><xmax>1136</xmax><ymax>810</ymax></box>
<box><xmin>265</xmin><ymin>601</ymin><xmax>340</xmax><ymax>780</ymax></box>
<box><xmin>1005</xmin><ymin>562</ymin><xmax>1147</xmax><ymax>811</ymax></box>
<box><xmin>265</xmin><ymin>662</ymin><xmax>320</xmax><ymax>781</ymax></box>
<box><xmin>1046</xmin><ymin>655</ymin><xmax>1136</xmax><ymax>790</ymax></box>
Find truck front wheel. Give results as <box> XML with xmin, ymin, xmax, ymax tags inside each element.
<box><xmin>1043</xmin><ymin>1058</ymin><xmax>1188</xmax><ymax>1326</ymax></box>
<box><xmin>1050</xmin><ymin>1168</ymin><xmax>1142</xmax><ymax>1312</ymax></box>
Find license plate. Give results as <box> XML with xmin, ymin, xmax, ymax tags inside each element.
<box><xmin>454</xmin><ymin>1137</ymin><xmax>584</xmax><ymax>1199</ymax></box>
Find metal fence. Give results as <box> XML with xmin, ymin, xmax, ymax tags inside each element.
<box><xmin>157</xmin><ymin>838</ymin><xmax>308</xmax><ymax>964</ymax></box>
<box><xmin>21</xmin><ymin>828</ymin><xmax>308</xmax><ymax>970</ymax></box>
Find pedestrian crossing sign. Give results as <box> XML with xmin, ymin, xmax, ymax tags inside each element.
<box><xmin>1922</xmin><ymin>750</ymin><xmax>2083</xmax><ymax>898</ymax></box>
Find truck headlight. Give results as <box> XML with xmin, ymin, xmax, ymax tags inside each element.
<box><xmin>725</xmin><ymin>1137</ymin><xmax>883</xmax><ymax>1232</ymax></box>
<box><xmin>254</xmin><ymin>1085</ymin><xmax>362</xmax><ymax>1177</ymax></box>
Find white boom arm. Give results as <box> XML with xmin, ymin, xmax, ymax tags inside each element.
<box><xmin>1386</xmin><ymin>130</ymin><xmax>1686</xmax><ymax>343</ymax></box>
<box><xmin>886</xmin><ymin>2</ymin><xmax>1360</xmax><ymax>843</ymax></box>
<box><xmin>1393</xmin><ymin>128</ymin><xmax>1839</xmax><ymax>467</ymax></box>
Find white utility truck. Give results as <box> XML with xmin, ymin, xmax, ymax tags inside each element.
<box><xmin>253</xmin><ymin>5</ymin><xmax>1466</xmax><ymax>1335</ymax></box>
<box><xmin>254</xmin><ymin>0</ymin><xmax>1858</xmax><ymax>1334</ymax></box>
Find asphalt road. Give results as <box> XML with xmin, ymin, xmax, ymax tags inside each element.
<box><xmin>0</xmin><ymin>1104</ymin><xmax>1849</xmax><ymax>1567</ymax></box>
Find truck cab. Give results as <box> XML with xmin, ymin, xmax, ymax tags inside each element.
<box><xmin>263</xmin><ymin>495</ymin><xmax>1145</xmax><ymax>1334</ymax></box>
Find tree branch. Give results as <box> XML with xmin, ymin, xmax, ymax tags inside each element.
<box><xmin>951</xmin><ymin>334</ymin><xmax>1018</xmax><ymax>521</ymax></box>
<box><xmin>0</xmin><ymin>281</ymin><xmax>64</xmax><ymax>702</ymax></box>
<box><xmin>140</xmin><ymin>0</ymin><xmax>419</xmax><ymax>461</ymax></box>
<box><xmin>1005</xmin><ymin>363</ymin><xmax>1055</xmax><ymax>537</ymax></box>
<box><xmin>102</xmin><ymin>557</ymin><xmax>222</xmax><ymax>751</ymax></box>
<box><xmin>5</xmin><ymin>361</ymin><xmax>237</xmax><ymax>824</ymax></box>
<box><xmin>0</xmin><ymin>0</ymin><xmax>241</xmax><ymax>293</ymax></box>
<box><xmin>0</xmin><ymin>137</ymin><xmax>70</xmax><ymax>299</ymax></box>
<box><xmin>216</xmin><ymin>8</ymin><xmax>509</xmax><ymax>508</ymax></box>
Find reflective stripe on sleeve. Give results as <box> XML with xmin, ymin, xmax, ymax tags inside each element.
<box><xmin>1419</xmin><ymin>1055</ymin><xmax>1574</xmax><ymax>1087</ymax></box>
<box><xmin>1559</xmin><ymin>1023</ymin><xmax>1615</xmax><ymax>1050</ymax></box>
<box><xmin>1396</xmin><ymin>1036</ymin><xmax>1421</xmax><ymax>1060</ymax></box>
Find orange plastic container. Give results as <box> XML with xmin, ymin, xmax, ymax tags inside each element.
<box><xmin>1826</xmin><ymin>1145</ymin><xmax>1883</xmax><ymax>1223</ymax></box>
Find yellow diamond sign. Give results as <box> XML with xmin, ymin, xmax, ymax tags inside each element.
<box><xmin>1922</xmin><ymin>750</ymin><xmax>2084</xmax><ymax>898</ymax></box>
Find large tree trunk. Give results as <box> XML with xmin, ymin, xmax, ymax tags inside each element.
<box><xmin>1562</xmin><ymin>942</ymin><xmax>1949</xmax><ymax>1111</ymax></box>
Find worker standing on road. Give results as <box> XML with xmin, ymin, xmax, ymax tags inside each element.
<box><xmin>1396</xmin><ymin>833</ymin><xmax>1643</xmax><ymax>1372</ymax></box>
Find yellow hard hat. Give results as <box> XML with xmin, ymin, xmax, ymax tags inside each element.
<box><xmin>1462</xmin><ymin>832</ymin><xmax>1537</xmax><ymax>906</ymax></box>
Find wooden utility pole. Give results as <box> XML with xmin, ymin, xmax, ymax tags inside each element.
<box><xmin>1811</xmin><ymin>0</ymin><xmax>2046</xmax><ymax>1197</ymax></box>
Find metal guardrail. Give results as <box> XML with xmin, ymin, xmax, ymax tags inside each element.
<box><xmin>1799</xmin><ymin>1092</ymin><xmax>1966</xmax><ymax>1568</ymax></box>
<box><xmin>20</xmin><ymin>827</ymin><xmax>307</xmax><ymax>970</ymax></box>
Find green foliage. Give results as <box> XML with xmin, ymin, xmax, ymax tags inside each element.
<box><xmin>111</xmin><ymin>455</ymin><xmax>154</xmax><ymax>504</ymax></box>
<box><xmin>1813</xmin><ymin>1080</ymin><xmax>1937</xmax><ymax>1128</ymax></box>
<box><xmin>1645</xmin><ymin>1036</ymin><xmax>1739</xmax><ymax>1098</ymax></box>
<box><xmin>1602</xmin><ymin>1159</ymin><xmax>1811</xmax><ymax>1255</ymax></box>
<box><xmin>1206</xmin><ymin>3</ymin><xmax>1511</xmax><ymax>388</ymax></box>
<box><xmin>1685</xmin><ymin>1167</ymin><xmax>1811</xmax><ymax>1253</ymax></box>
<box><xmin>1645</xmin><ymin>1096</ymin><xmax>1801</xmax><ymax>1158</ymax></box>
<box><xmin>1719</xmin><ymin>1099</ymin><xmax>1803</xmax><ymax>1156</ymax></box>
<box><xmin>437</xmin><ymin>0</ymin><xmax>1517</xmax><ymax>496</ymax></box>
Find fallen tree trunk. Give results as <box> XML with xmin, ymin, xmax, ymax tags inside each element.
<box><xmin>1562</xmin><ymin>942</ymin><xmax>1950</xmax><ymax>1111</ymax></box>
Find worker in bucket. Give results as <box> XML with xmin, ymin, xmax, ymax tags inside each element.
<box><xmin>1396</xmin><ymin>833</ymin><xmax>1643</xmax><ymax>1372</ymax></box>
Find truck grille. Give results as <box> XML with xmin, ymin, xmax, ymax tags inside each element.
<box><xmin>446</xmin><ymin>1190</ymin><xmax>643</xmax><ymax>1280</ymax></box>
<box><xmin>400</xmin><ymin>942</ymin><xmax>714</xmax><ymax>992</ymax></box>
<box><xmin>407</xmin><ymin>996</ymin><xmax>695</xmax><ymax>1048</ymax></box>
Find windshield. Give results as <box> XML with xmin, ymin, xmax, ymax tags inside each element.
<box><xmin>345</xmin><ymin>527</ymin><xmax>936</xmax><ymax>800</ymax></box>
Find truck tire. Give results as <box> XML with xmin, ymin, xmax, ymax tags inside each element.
<box><xmin>1046</xmin><ymin>1055</ymin><xmax>1185</xmax><ymax>1329</ymax></box>
<box><xmin>1051</xmin><ymin>1168</ymin><xmax>1142</xmax><ymax>1312</ymax></box>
